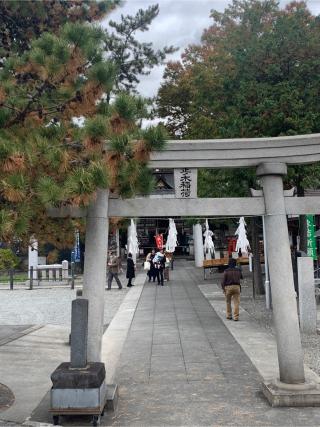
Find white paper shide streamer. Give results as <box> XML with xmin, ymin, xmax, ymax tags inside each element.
<box><xmin>203</xmin><ymin>219</ymin><xmax>215</xmax><ymax>259</ymax></box>
<box><xmin>127</xmin><ymin>219</ymin><xmax>139</xmax><ymax>261</ymax></box>
<box><xmin>165</xmin><ymin>218</ymin><xmax>178</xmax><ymax>253</ymax></box>
<box><xmin>235</xmin><ymin>217</ymin><xmax>250</xmax><ymax>255</ymax></box>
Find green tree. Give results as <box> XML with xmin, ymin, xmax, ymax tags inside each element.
<box><xmin>1</xmin><ymin>1</ymin><xmax>176</xmax><ymax>96</ymax></box>
<box><xmin>0</xmin><ymin>0</ymin><xmax>119</xmax><ymax>58</ymax></box>
<box><xmin>158</xmin><ymin>0</ymin><xmax>320</xmax><ymax>253</ymax></box>
<box><xmin>0</xmin><ymin>22</ymin><xmax>166</xmax><ymax>248</ymax></box>
<box><xmin>158</xmin><ymin>0</ymin><xmax>320</xmax><ymax>138</ymax></box>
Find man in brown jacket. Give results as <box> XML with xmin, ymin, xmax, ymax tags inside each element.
<box><xmin>221</xmin><ymin>258</ymin><xmax>243</xmax><ymax>321</ymax></box>
<box><xmin>107</xmin><ymin>251</ymin><xmax>122</xmax><ymax>290</ymax></box>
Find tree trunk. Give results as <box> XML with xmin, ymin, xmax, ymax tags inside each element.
<box><xmin>250</xmin><ymin>217</ymin><xmax>265</xmax><ymax>295</ymax></box>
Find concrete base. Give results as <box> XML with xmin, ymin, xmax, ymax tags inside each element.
<box><xmin>106</xmin><ymin>383</ymin><xmax>118</xmax><ymax>411</ymax></box>
<box><xmin>262</xmin><ymin>380</ymin><xmax>320</xmax><ymax>407</ymax></box>
<box><xmin>50</xmin><ymin>382</ymin><xmax>106</xmax><ymax>415</ymax></box>
<box><xmin>50</xmin><ymin>362</ymin><xmax>107</xmax><ymax>415</ymax></box>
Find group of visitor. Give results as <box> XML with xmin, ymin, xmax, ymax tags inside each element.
<box><xmin>145</xmin><ymin>248</ymin><xmax>166</xmax><ymax>286</ymax></box>
<box><xmin>106</xmin><ymin>247</ymin><xmax>168</xmax><ymax>290</ymax></box>
<box><xmin>106</xmin><ymin>249</ymin><xmax>242</xmax><ymax>322</ymax></box>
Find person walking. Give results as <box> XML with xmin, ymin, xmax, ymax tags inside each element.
<box><xmin>107</xmin><ymin>251</ymin><xmax>122</xmax><ymax>290</ymax></box>
<box><xmin>154</xmin><ymin>248</ymin><xmax>166</xmax><ymax>286</ymax></box>
<box><xmin>146</xmin><ymin>249</ymin><xmax>156</xmax><ymax>282</ymax></box>
<box><xmin>221</xmin><ymin>258</ymin><xmax>243</xmax><ymax>321</ymax></box>
<box><xmin>126</xmin><ymin>252</ymin><xmax>135</xmax><ymax>287</ymax></box>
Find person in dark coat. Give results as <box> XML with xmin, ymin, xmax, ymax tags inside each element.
<box><xmin>126</xmin><ymin>253</ymin><xmax>135</xmax><ymax>287</ymax></box>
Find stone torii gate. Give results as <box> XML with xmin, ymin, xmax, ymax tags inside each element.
<box><xmin>51</xmin><ymin>133</ymin><xmax>320</xmax><ymax>405</ymax></box>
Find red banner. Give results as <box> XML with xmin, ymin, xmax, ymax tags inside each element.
<box><xmin>155</xmin><ymin>234</ymin><xmax>163</xmax><ymax>249</ymax></box>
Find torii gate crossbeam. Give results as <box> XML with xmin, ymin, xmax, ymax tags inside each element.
<box><xmin>49</xmin><ymin>196</ymin><xmax>320</xmax><ymax>218</ymax></box>
<box><xmin>149</xmin><ymin>133</ymin><xmax>320</xmax><ymax>168</ymax></box>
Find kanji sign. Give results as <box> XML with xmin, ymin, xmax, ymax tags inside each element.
<box><xmin>174</xmin><ymin>168</ymin><xmax>197</xmax><ymax>198</ymax></box>
<box><xmin>306</xmin><ymin>214</ymin><xmax>317</xmax><ymax>260</ymax></box>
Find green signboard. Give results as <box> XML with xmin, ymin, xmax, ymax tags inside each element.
<box><xmin>306</xmin><ymin>214</ymin><xmax>317</xmax><ymax>260</ymax></box>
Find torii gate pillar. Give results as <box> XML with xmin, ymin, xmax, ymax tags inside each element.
<box><xmin>83</xmin><ymin>189</ymin><xmax>109</xmax><ymax>362</ymax></box>
<box><xmin>257</xmin><ymin>163</ymin><xmax>305</xmax><ymax>384</ymax></box>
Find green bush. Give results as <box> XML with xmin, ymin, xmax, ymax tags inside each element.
<box><xmin>0</xmin><ymin>249</ymin><xmax>19</xmax><ymax>270</ymax></box>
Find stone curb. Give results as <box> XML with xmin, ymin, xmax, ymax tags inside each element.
<box><xmin>102</xmin><ymin>272</ymin><xmax>145</xmax><ymax>384</ymax></box>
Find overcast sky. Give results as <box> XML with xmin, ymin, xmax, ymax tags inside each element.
<box><xmin>106</xmin><ymin>1</ymin><xmax>320</xmax><ymax>97</ymax></box>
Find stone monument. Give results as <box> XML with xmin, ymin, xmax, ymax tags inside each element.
<box><xmin>49</xmin><ymin>299</ymin><xmax>112</xmax><ymax>425</ymax></box>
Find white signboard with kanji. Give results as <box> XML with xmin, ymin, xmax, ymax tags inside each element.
<box><xmin>174</xmin><ymin>168</ymin><xmax>197</xmax><ymax>199</ymax></box>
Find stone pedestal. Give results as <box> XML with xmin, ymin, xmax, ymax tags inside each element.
<box><xmin>50</xmin><ymin>362</ymin><xmax>108</xmax><ymax>415</ymax></box>
<box><xmin>50</xmin><ymin>297</ymin><xmax>118</xmax><ymax>422</ymax></box>
<box><xmin>262</xmin><ymin>380</ymin><xmax>320</xmax><ymax>407</ymax></box>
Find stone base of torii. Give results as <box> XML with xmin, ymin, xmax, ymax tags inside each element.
<box><xmin>49</xmin><ymin>131</ymin><xmax>320</xmax><ymax>407</ymax></box>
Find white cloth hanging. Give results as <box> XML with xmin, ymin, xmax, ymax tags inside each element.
<box><xmin>165</xmin><ymin>218</ymin><xmax>178</xmax><ymax>253</ymax></box>
<box><xmin>127</xmin><ymin>219</ymin><xmax>139</xmax><ymax>258</ymax></box>
<box><xmin>235</xmin><ymin>217</ymin><xmax>250</xmax><ymax>255</ymax></box>
<box><xmin>203</xmin><ymin>219</ymin><xmax>215</xmax><ymax>257</ymax></box>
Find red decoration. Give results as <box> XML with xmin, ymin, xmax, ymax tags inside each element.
<box><xmin>155</xmin><ymin>234</ymin><xmax>163</xmax><ymax>249</ymax></box>
<box><xmin>227</xmin><ymin>237</ymin><xmax>237</xmax><ymax>256</ymax></box>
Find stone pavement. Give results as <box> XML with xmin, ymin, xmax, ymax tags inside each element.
<box><xmin>0</xmin><ymin>324</ymin><xmax>69</xmax><ymax>424</ymax></box>
<box><xmin>104</xmin><ymin>262</ymin><xmax>320</xmax><ymax>426</ymax></box>
<box><xmin>2</xmin><ymin>261</ymin><xmax>320</xmax><ymax>426</ymax></box>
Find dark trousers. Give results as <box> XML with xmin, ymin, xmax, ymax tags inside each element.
<box><xmin>155</xmin><ymin>268</ymin><xmax>164</xmax><ymax>285</ymax></box>
<box><xmin>127</xmin><ymin>278</ymin><xmax>133</xmax><ymax>287</ymax></box>
<box><xmin>148</xmin><ymin>267</ymin><xmax>156</xmax><ymax>281</ymax></box>
<box><xmin>107</xmin><ymin>271</ymin><xmax>122</xmax><ymax>289</ymax></box>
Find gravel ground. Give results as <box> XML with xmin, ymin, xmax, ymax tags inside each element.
<box><xmin>240</xmin><ymin>295</ymin><xmax>320</xmax><ymax>377</ymax></box>
<box><xmin>226</xmin><ymin>267</ymin><xmax>320</xmax><ymax>377</ymax></box>
<box><xmin>0</xmin><ymin>274</ymin><xmax>129</xmax><ymax>327</ymax></box>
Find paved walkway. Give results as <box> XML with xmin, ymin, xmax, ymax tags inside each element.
<box><xmin>104</xmin><ymin>262</ymin><xmax>320</xmax><ymax>426</ymax></box>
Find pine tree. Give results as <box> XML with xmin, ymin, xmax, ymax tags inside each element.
<box><xmin>0</xmin><ymin>0</ymin><xmax>119</xmax><ymax>58</ymax></box>
<box><xmin>105</xmin><ymin>5</ymin><xmax>177</xmax><ymax>92</ymax></box>
<box><xmin>0</xmin><ymin>22</ymin><xmax>167</xmax><ymax>248</ymax></box>
<box><xmin>1</xmin><ymin>1</ymin><xmax>176</xmax><ymax>95</ymax></box>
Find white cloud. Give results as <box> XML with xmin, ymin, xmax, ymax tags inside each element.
<box><xmin>106</xmin><ymin>0</ymin><xmax>320</xmax><ymax>98</ymax></box>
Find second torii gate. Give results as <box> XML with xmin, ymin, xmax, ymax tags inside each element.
<box><xmin>50</xmin><ymin>133</ymin><xmax>320</xmax><ymax>405</ymax></box>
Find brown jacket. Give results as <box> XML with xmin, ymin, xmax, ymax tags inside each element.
<box><xmin>221</xmin><ymin>267</ymin><xmax>243</xmax><ymax>290</ymax></box>
<box><xmin>108</xmin><ymin>255</ymin><xmax>121</xmax><ymax>274</ymax></box>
